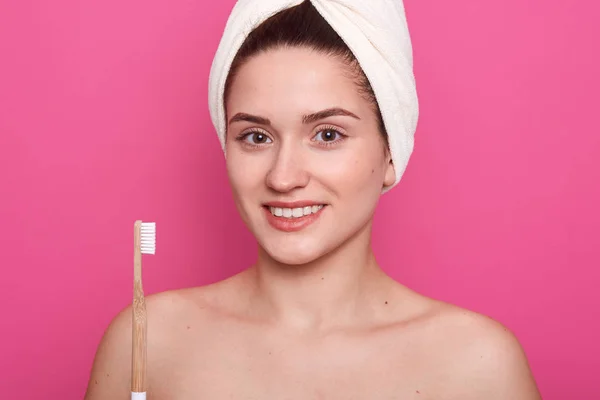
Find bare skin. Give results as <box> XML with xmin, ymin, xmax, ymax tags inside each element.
<box><xmin>84</xmin><ymin>47</ymin><xmax>541</xmax><ymax>399</ymax></box>
<box><xmin>84</xmin><ymin>271</ymin><xmax>540</xmax><ymax>399</ymax></box>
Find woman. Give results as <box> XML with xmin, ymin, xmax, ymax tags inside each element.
<box><xmin>85</xmin><ymin>1</ymin><xmax>541</xmax><ymax>398</ymax></box>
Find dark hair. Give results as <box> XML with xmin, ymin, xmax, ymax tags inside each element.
<box><xmin>223</xmin><ymin>0</ymin><xmax>388</xmax><ymax>147</ymax></box>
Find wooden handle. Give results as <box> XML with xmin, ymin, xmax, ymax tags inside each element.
<box><xmin>132</xmin><ymin>220</ymin><xmax>147</xmax><ymax>393</ymax></box>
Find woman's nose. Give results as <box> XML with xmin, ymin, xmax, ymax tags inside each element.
<box><xmin>265</xmin><ymin>143</ymin><xmax>310</xmax><ymax>193</ymax></box>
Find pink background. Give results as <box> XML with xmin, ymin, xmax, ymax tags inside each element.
<box><xmin>1</xmin><ymin>0</ymin><xmax>599</xmax><ymax>398</ymax></box>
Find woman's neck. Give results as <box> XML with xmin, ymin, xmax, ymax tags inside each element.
<box><xmin>246</xmin><ymin>224</ymin><xmax>395</xmax><ymax>332</ymax></box>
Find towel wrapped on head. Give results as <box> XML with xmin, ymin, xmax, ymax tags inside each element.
<box><xmin>208</xmin><ymin>0</ymin><xmax>419</xmax><ymax>192</ymax></box>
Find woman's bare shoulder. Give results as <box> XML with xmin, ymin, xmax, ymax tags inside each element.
<box><xmin>399</xmin><ymin>294</ymin><xmax>541</xmax><ymax>399</ymax></box>
<box><xmin>83</xmin><ymin>278</ymin><xmax>238</xmax><ymax>399</ymax></box>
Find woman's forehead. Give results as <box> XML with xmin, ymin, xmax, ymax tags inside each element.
<box><xmin>227</xmin><ymin>47</ymin><xmax>367</xmax><ymax>111</ymax></box>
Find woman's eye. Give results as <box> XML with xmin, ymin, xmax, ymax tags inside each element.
<box><xmin>244</xmin><ymin>132</ymin><xmax>272</xmax><ymax>144</ymax></box>
<box><xmin>314</xmin><ymin>128</ymin><xmax>343</xmax><ymax>142</ymax></box>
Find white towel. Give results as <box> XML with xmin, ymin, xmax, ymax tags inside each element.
<box><xmin>208</xmin><ymin>0</ymin><xmax>418</xmax><ymax>193</ymax></box>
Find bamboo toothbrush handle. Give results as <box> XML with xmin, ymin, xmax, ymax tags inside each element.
<box><xmin>132</xmin><ymin>221</ymin><xmax>147</xmax><ymax>396</ymax></box>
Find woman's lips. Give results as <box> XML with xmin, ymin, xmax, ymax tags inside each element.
<box><xmin>263</xmin><ymin>205</ymin><xmax>326</xmax><ymax>232</ymax></box>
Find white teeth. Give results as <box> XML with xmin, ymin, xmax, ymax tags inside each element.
<box><xmin>269</xmin><ymin>205</ymin><xmax>324</xmax><ymax>219</ymax></box>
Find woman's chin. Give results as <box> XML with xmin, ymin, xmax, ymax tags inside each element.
<box><xmin>267</xmin><ymin>249</ymin><xmax>322</xmax><ymax>266</ymax></box>
<box><xmin>261</xmin><ymin>239</ymin><xmax>329</xmax><ymax>266</ymax></box>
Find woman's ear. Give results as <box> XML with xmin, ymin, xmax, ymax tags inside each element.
<box><xmin>383</xmin><ymin>156</ymin><xmax>396</xmax><ymax>188</ymax></box>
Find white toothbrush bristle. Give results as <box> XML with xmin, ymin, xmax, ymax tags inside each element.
<box><xmin>140</xmin><ymin>222</ymin><xmax>156</xmax><ymax>255</ymax></box>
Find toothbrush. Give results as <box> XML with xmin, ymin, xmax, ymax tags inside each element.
<box><xmin>131</xmin><ymin>221</ymin><xmax>155</xmax><ymax>400</ymax></box>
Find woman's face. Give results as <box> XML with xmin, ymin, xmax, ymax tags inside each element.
<box><xmin>225</xmin><ymin>47</ymin><xmax>395</xmax><ymax>265</ymax></box>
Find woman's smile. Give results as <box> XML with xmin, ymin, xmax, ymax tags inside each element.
<box><xmin>262</xmin><ymin>202</ymin><xmax>328</xmax><ymax>232</ymax></box>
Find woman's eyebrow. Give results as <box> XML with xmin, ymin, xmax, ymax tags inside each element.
<box><xmin>228</xmin><ymin>107</ymin><xmax>360</xmax><ymax>127</ymax></box>
<box><xmin>229</xmin><ymin>113</ymin><xmax>271</xmax><ymax>126</ymax></box>
<box><xmin>302</xmin><ymin>107</ymin><xmax>360</xmax><ymax>124</ymax></box>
